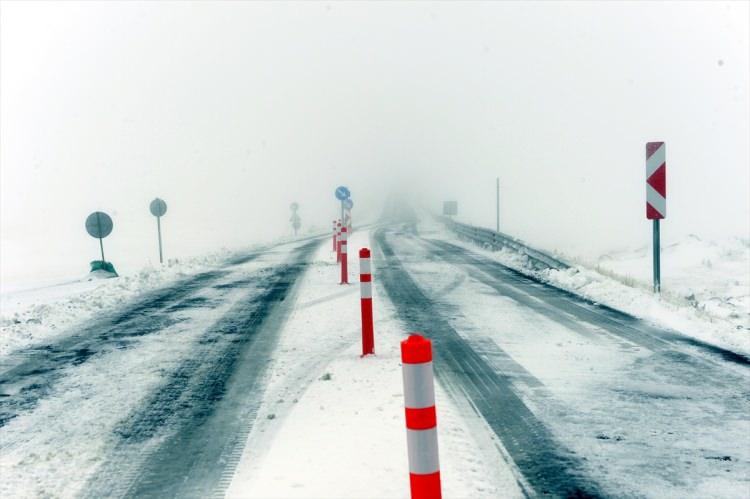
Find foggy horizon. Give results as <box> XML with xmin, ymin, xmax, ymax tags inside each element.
<box><xmin>2</xmin><ymin>1</ymin><xmax>748</xmax><ymax>285</ymax></box>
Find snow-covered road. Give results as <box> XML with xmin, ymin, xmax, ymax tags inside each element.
<box><xmin>374</xmin><ymin>222</ymin><xmax>750</xmax><ymax>498</ymax></box>
<box><xmin>1</xmin><ymin>238</ymin><xmax>321</xmax><ymax>497</ymax></box>
<box><xmin>1</xmin><ymin>221</ymin><xmax>748</xmax><ymax>498</ymax></box>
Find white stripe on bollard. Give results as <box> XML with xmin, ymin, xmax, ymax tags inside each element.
<box><xmin>402</xmin><ymin>363</ymin><xmax>437</xmax><ymax>409</ymax></box>
<box><xmin>406</xmin><ymin>428</ymin><xmax>441</xmax><ymax>474</ymax></box>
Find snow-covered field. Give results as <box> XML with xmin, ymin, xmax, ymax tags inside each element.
<box><xmin>590</xmin><ymin>235</ymin><xmax>749</xmax><ymax>327</ymax></box>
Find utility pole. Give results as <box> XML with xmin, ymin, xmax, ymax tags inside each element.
<box><xmin>496</xmin><ymin>177</ymin><xmax>500</xmax><ymax>232</ymax></box>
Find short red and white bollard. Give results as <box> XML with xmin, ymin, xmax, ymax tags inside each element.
<box><xmin>336</xmin><ymin>221</ymin><xmax>342</xmax><ymax>263</ymax></box>
<box><xmin>359</xmin><ymin>248</ymin><xmax>374</xmax><ymax>355</ymax></box>
<box><xmin>332</xmin><ymin>220</ymin><xmax>338</xmax><ymax>252</ymax></box>
<box><xmin>401</xmin><ymin>334</ymin><xmax>441</xmax><ymax>499</ymax></box>
<box><xmin>339</xmin><ymin>226</ymin><xmax>348</xmax><ymax>284</ymax></box>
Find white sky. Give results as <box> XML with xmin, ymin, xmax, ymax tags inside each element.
<box><xmin>1</xmin><ymin>1</ymin><xmax>748</xmax><ymax>285</ymax></box>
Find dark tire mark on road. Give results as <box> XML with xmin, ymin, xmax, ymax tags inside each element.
<box><xmin>83</xmin><ymin>239</ymin><xmax>321</xmax><ymax>499</ymax></box>
<box><xmin>373</xmin><ymin>228</ymin><xmax>603</xmax><ymax>498</ymax></box>
<box><xmin>0</xmin><ymin>252</ymin><xmax>267</xmax><ymax>428</ymax></box>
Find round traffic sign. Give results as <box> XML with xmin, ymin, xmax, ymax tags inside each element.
<box><xmin>150</xmin><ymin>198</ymin><xmax>168</xmax><ymax>217</ymax></box>
<box><xmin>335</xmin><ymin>186</ymin><xmax>350</xmax><ymax>200</ymax></box>
<box><xmin>343</xmin><ymin>198</ymin><xmax>353</xmax><ymax>210</ymax></box>
<box><xmin>290</xmin><ymin>202</ymin><xmax>299</xmax><ymax>212</ymax></box>
<box><xmin>85</xmin><ymin>212</ymin><xmax>113</xmax><ymax>239</ymax></box>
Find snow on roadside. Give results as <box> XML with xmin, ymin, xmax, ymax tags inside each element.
<box><xmin>420</xmin><ymin>219</ymin><xmax>750</xmax><ymax>357</ymax></box>
<box><xmin>590</xmin><ymin>235</ymin><xmax>749</xmax><ymax>327</ymax></box>
<box><xmin>0</xmin><ymin>248</ymin><xmax>243</xmax><ymax>357</ymax></box>
<box><xmin>226</xmin><ymin>229</ymin><xmax>522</xmax><ymax>499</ymax></box>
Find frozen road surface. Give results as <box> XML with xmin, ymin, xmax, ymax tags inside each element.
<box><xmin>1</xmin><ymin>223</ymin><xmax>748</xmax><ymax>498</ymax></box>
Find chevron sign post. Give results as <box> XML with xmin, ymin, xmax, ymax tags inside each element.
<box><xmin>646</xmin><ymin>142</ymin><xmax>666</xmax><ymax>294</ymax></box>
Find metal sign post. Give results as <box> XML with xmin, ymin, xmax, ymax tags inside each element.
<box><xmin>85</xmin><ymin>211</ymin><xmax>114</xmax><ymax>262</ymax></box>
<box><xmin>290</xmin><ymin>202</ymin><xmax>301</xmax><ymax>237</ymax></box>
<box><xmin>150</xmin><ymin>198</ymin><xmax>168</xmax><ymax>264</ymax></box>
<box><xmin>496</xmin><ymin>177</ymin><xmax>500</xmax><ymax>232</ymax></box>
<box><xmin>646</xmin><ymin>142</ymin><xmax>666</xmax><ymax>294</ymax></box>
<box><xmin>343</xmin><ymin>198</ymin><xmax>353</xmax><ymax>231</ymax></box>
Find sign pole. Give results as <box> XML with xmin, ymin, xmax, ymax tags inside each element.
<box><xmin>157</xmin><ymin>216</ymin><xmax>163</xmax><ymax>264</ymax></box>
<box><xmin>653</xmin><ymin>219</ymin><xmax>660</xmax><ymax>294</ymax></box>
<box><xmin>99</xmin><ymin>237</ymin><xmax>105</xmax><ymax>262</ymax></box>
<box><xmin>496</xmin><ymin>177</ymin><xmax>500</xmax><ymax>232</ymax></box>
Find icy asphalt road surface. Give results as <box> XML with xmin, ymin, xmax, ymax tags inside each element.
<box><xmin>373</xmin><ymin>225</ymin><xmax>750</xmax><ymax>498</ymax></box>
<box><xmin>0</xmin><ymin>238</ymin><xmax>321</xmax><ymax>498</ymax></box>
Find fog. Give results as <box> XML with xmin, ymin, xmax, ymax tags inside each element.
<box><xmin>2</xmin><ymin>1</ymin><xmax>748</xmax><ymax>286</ymax></box>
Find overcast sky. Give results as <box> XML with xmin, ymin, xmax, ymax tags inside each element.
<box><xmin>1</xmin><ymin>1</ymin><xmax>748</xmax><ymax>285</ymax></box>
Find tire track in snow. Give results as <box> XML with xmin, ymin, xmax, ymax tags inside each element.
<box><xmin>372</xmin><ymin>228</ymin><xmax>603</xmax><ymax>498</ymax></box>
<box><xmin>82</xmin><ymin>239</ymin><xmax>322</xmax><ymax>499</ymax></box>
<box><xmin>0</xmin><ymin>268</ymin><xmax>237</xmax><ymax>428</ymax></box>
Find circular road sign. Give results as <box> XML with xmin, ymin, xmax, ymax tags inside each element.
<box><xmin>335</xmin><ymin>186</ymin><xmax>350</xmax><ymax>201</ymax></box>
<box><xmin>150</xmin><ymin>198</ymin><xmax>168</xmax><ymax>217</ymax></box>
<box><xmin>290</xmin><ymin>202</ymin><xmax>299</xmax><ymax>212</ymax></box>
<box><xmin>343</xmin><ymin>198</ymin><xmax>353</xmax><ymax>210</ymax></box>
<box><xmin>85</xmin><ymin>211</ymin><xmax>113</xmax><ymax>239</ymax></box>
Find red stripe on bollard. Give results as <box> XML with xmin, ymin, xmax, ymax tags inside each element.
<box><xmin>409</xmin><ymin>472</ymin><xmax>442</xmax><ymax>499</ymax></box>
<box><xmin>359</xmin><ymin>248</ymin><xmax>374</xmax><ymax>356</ymax></box>
<box><xmin>405</xmin><ymin>406</ymin><xmax>437</xmax><ymax>430</ymax></box>
<box><xmin>340</xmin><ymin>227</ymin><xmax>348</xmax><ymax>284</ymax></box>
<box><xmin>401</xmin><ymin>334</ymin><xmax>441</xmax><ymax>499</ymax></box>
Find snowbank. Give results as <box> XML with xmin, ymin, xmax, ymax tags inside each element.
<box><xmin>591</xmin><ymin>235</ymin><xmax>749</xmax><ymax>326</ymax></box>
<box><xmin>0</xmin><ymin>250</ymin><xmax>234</xmax><ymax>357</ymax></box>
<box><xmin>425</xmin><ymin>220</ymin><xmax>750</xmax><ymax>357</ymax></box>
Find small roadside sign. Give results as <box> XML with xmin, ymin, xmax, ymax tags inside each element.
<box><xmin>645</xmin><ymin>141</ymin><xmax>666</xmax><ymax>294</ymax></box>
<box><xmin>646</xmin><ymin>142</ymin><xmax>666</xmax><ymax>219</ymax></box>
<box><xmin>149</xmin><ymin>198</ymin><xmax>167</xmax><ymax>264</ymax></box>
<box><xmin>85</xmin><ymin>211</ymin><xmax>113</xmax><ymax>263</ymax></box>
<box><xmin>335</xmin><ymin>186</ymin><xmax>351</xmax><ymax>200</ymax></box>
<box><xmin>150</xmin><ymin>198</ymin><xmax>168</xmax><ymax>218</ymax></box>
<box><xmin>443</xmin><ymin>201</ymin><xmax>458</xmax><ymax>217</ymax></box>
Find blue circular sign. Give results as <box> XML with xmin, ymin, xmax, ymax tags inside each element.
<box><xmin>335</xmin><ymin>186</ymin><xmax>350</xmax><ymax>200</ymax></box>
<box><xmin>343</xmin><ymin>198</ymin><xmax>353</xmax><ymax>210</ymax></box>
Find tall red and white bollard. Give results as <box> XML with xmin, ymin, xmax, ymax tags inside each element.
<box><xmin>336</xmin><ymin>221</ymin><xmax>342</xmax><ymax>263</ymax></box>
<box><xmin>332</xmin><ymin>220</ymin><xmax>338</xmax><ymax>252</ymax></box>
<box><xmin>339</xmin><ymin>226</ymin><xmax>348</xmax><ymax>284</ymax></box>
<box><xmin>401</xmin><ymin>334</ymin><xmax>441</xmax><ymax>499</ymax></box>
<box><xmin>359</xmin><ymin>248</ymin><xmax>374</xmax><ymax>355</ymax></box>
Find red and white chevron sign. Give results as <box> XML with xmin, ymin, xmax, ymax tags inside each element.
<box><xmin>646</xmin><ymin>141</ymin><xmax>666</xmax><ymax>219</ymax></box>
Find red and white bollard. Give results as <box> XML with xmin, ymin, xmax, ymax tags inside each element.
<box><xmin>337</xmin><ymin>221</ymin><xmax>343</xmax><ymax>261</ymax></box>
<box><xmin>332</xmin><ymin>220</ymin><xmax>338</xmax><ymax>252</ymax></box>
<box><xmin>401</xmin><ymin>334</ymin><xmax>441</xmax><ymax>499</ymax></box>
<box><xmin>359</xmin><ymin>248</ymin><xmax>374</xmax><ymax>355</ymax></box>
<box><xmin>339</xmin><ymin>226</ymin><xmax>348</xmax><ymax>284</ymax></box>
